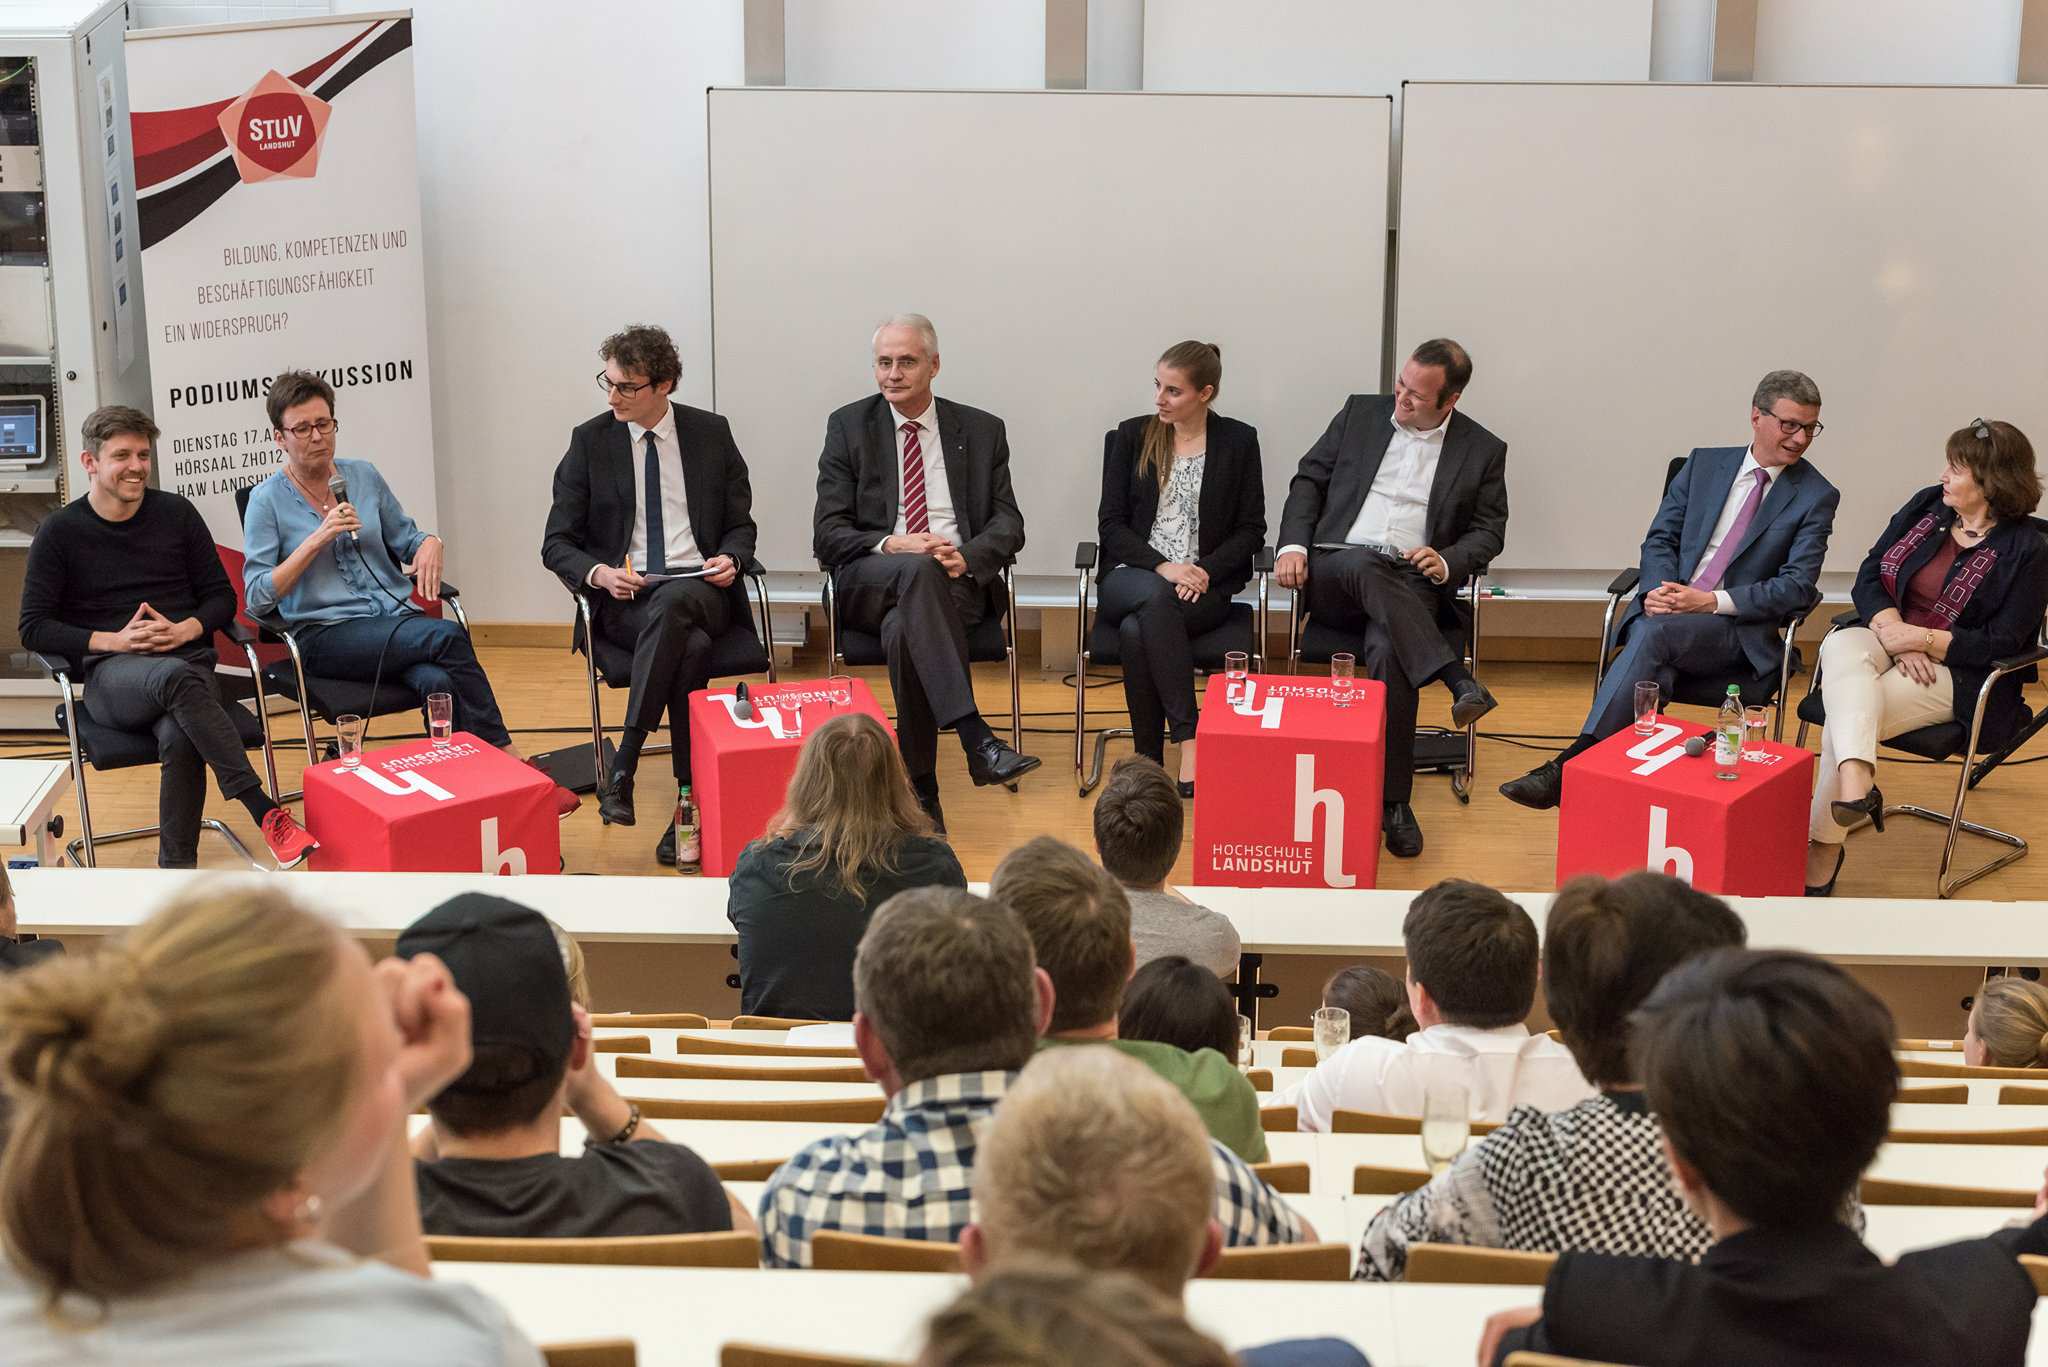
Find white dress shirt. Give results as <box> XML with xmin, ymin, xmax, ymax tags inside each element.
<box><xmin>1693</xmin><ymin>448</ymin><xmax>1780</xmax><ymax>616</ymax></box>
<box><xmin>1284</xmin><ymin>1022</ymin><xmax>1594</xmax><ymax>1132</ymax></box>
<box><xmin>590</xmin><ymin>407</ymin><xmax>703</xmax><ymax>585</ymax></box>
<box><xmin>1278</xmin><ymin>409</ymin><xmax>1449</xmax><ymax>559</ymax></box>
<box><xmin>882</xmin><ymin>398</ymin><xmax>960</xmax><ymax>549</ymax></box>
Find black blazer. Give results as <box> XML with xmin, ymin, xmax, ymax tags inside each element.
<box><xmin>1496</xmin><ymin>1219</ymin><xmax>2045</xmax><ymax>1367</ymax></box>
<box><xmin>540</xmin><ymin>403</ymin><xmax>759</xmax><ymax>642</ymax></box>
<box><xmin>1277</xmin><ymin>394</ymin><xmax>1509</xmax><ymax>593</ymax></box>
<box><xmin>1096</xmin><ymin>413</ymin><xmax>1266</xmax><ymax>600</ymax></box>
<box><xmin>811</xmin><ymin>395</ymin><xmax>1026</xmax><ymax>602</ymax></box>
<box><xmin>1850</xmin><ymin>485</ymin><xmax>2048</xmax><ymax>744</ymax></box>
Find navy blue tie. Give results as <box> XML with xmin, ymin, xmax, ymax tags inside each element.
<box><xmin>642</xmin><ymin>430</ymin><xmax>666</xmax><ymax>575</ymax></box>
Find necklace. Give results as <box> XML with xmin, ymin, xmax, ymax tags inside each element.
<box><xmin>1956</xmin><ymin>514</ymin><xmax>1994</xmax><ymax>542</ymax></box>
<box><xmin>287</xmin><ymin>467</ymin><xmax>334</xmax><ymax>512</ymax></box>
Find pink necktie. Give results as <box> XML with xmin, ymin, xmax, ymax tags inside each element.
<box><xmin>1691</xmin><ymin>469</ymin><xmax>1767</xmax><ymax>592</ymax></box>
<box><xmin>901</xmin><ymin>422</ymin><xmax>930</xmax><ymax>535</ymax></box>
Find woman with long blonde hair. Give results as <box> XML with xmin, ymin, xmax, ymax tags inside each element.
<box><xmin>727</xmin><ymin>711</ymin><xmax>966</xmax><ymax>1019</ymax></box>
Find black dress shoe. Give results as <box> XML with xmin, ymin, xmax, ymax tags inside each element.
<box><xmin>598</xmin><ymin>768</ymin><xmax>636</xmax><ymax>827</ymax></box>
<box><xmin>1383</xmin><ymin>802</ymin><xmax>1424</xmax><ymax>858</ymax></box>
<box><xmin>1831</xmin><ymin>786</ymin><xmax>1886</xmax><ymax>834</ymax></box>
<box><xmin>966</xmin><ymin>737</ymin><xmax>1042</xmax><ymax>787</ymax></box>
<box><xmin>655</xmin><ymin>822</ymin><xmax>675</xmax><ymax>866</ymax></box>
<box><xmin>1450</xmin><ymin>679</ymin><xmax>1499</xmax><ymax>730</ymax></box>
<box><xmin>1498</xmin><ymin>759</ymin><xmax>1565</xmax><ymax>811</ymax></box>
<box><xmin>917</xmin><ymin>788</ymin><xmax>948</xmax><ymax>837</ymax></box>
<box><xmin>1805</xmin><ymin>845</ymin><xmax>1846</xmax><ymax>897</ymax></box>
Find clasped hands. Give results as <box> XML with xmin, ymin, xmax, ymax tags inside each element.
<box><xmin>1642</xmin><ymin>581</ymin><xmax>1718</xmax><ymax>615</ymax></box>
<box><xmin>1871</xmin><ymin>616</ymin><xmax>1941</xmax><ymax>686</ymax></box>
<box><xmin>1156</xmin><ymin>561</ymin><xmax>1209</xmax><ymax>602</ymax></box>
<box><xmin>884</xmin><ymin>532</ymin><xmax>968</xmax><ymax>578</ymax></box>
<box><xmin>103</xmin><ymin>602</ymin><xmax>200</xmax><ymax>654</ymax></box>
<box><xmin>1273</xmin><ymin>545</ymin><xmax>1449</xmax><ymax>590</ymax></box>
<box><xmin>592</xmin><ymin>553</ymin><xmax>741</xmax><ymax>599</ymax></box>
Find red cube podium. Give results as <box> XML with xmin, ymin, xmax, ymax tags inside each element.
<box><xmin>1192</xmin><ymin>673</ymin><xmax>1385</xmax><ymax>889</ymax></box>
<box><xmin>304</xmin><ymin>732</ymin><xmax>561</xmax><ymax>874</ymax></box>
<box><xmin>688</xmin><ymin>680</ymin><xmax>894</xmax><ymax>877</ymax></box>
<box><xmin>1555</xmin><ymin>718</ymin><xmax>1815</xmax><ymax>895</ymax></box>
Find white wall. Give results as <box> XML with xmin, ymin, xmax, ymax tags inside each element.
<box><xmin>1086</xmin><ymin>0</ymin><xmax>1143</xmax><ymax>90</ymax></box>
<box><xmin>1754</xmin><ymin>0</ymin><xmax>2023</xmax><ymax>83</ymax></box>
<box><xmin>1650</xmin><ymin>0</ymin><xmax>1716</xmax><ymax>80</ymax></box>
<box><xmin>131</xmin><ymin>0</ymin><xmax>327</xmax><ymax>28</ymax></box>
<box><xmin>335</xmin><ymin>0</ymin><xmax>745</xmax><ymax>623</ymax></box>
<box><xmin>783</xmin><ymin>0</ymin><xmax>1043</xmax><ymax>88</ymax></box>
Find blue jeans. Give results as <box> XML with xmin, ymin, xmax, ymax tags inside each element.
<box><xmin>295</xmin><ymin>612</ymin><xmax>512</xmax><ymax>747</ymax></box>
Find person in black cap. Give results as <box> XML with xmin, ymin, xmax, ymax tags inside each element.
<box><xmin>399</xmin><ymin>892</ymin><xmax>753</xmax><ymax>1238</ymax></box>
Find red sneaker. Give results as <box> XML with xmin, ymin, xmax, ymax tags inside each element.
<box><xmin>260</xmin><ymin>807</ymin><xmax>319</xmax><ymax>870</ymax></box>
<box><xmin>526</xmin><ymin>758</ymin><xmax>582</xmax><ymax>819</ymax></box>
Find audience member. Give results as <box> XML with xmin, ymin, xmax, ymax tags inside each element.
<box><xmin>0</xmin><ymin>885</ymin><xmax>539</xmax><ymax>1364</ymax></box>
<box><xmin>399</xmin><ymin>893</ymin><xmax>747</xmax><ymax>1238</ymax></box>
<box><xmin>548</xmin><ymin>918</ymin><xmax>590</xmax><ymax>1009</ymax></box>
<box><xmin>0</xmin><ymin>864</ymin><xmax>60</xmax><ymax>975</ymax></box>
<box><xmin>962</xmin><ymin>1048</ymin><xmax>1367</xmax><ymax>1366</ymax></box>
<box><xmin>1119</xmin><ymin>956</ymin><xmax>1239</xmax><ymax>1063</ymax></box>
<box><xmin>920</xmin><ymin>1261</ymin><xmax>1236</xmax><ymax>1367</ymax></box>
<box><xmin>1320</xmin><ymin>965</ymin><xmax>1416</xmax><ymax>1042</ymax></box>
<box><xmin>1965</xmin><ymin>975</ymin><xmax>2048</xmax><ymax>1069</ymax></box>
<box><xmin>990</xmin><ymin>835</ymin><xmax>1267</xmax><ymax>1161</ymax></box>
<box><xmin>1092</xmin><ymin>755</ymin><xmax>1241</xmax><ymax>978</ymax></box>
<box><xmin>1287</xmin><ymin>880</ymin><xmax>1589</xmax><ymax>1130</ymax></box>
<box><xmin>1483</xmin><ymin>949</ymin><xmax>2048</xmax><ymax>1367</ymax></box>
<box><xmin>758</xmin><ymin>887</ymin><xmax>1303</xmax><ymax>1267</ymax></box>
<box><xmin>728</xmin><ymin>713</ymin><xmax>966</xmax><ymax>1020</ymax></box>
<box><xmin>1356</xmin><ymin>872</ymin><xmax>1747</xmax><ymax>1280</ymax></box>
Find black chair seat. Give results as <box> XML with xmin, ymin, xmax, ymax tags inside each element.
<box><xmin>62</xmin><ymin>697</ymin><xmax>269</xmax><ymax>772</ymax></box>
<box><xmin>1088</xmin><ymin>603</ymin><xmax>1255</xmax><ymax>669</ymax></box>
<box><xmin>1672</xmin><ymin>650</ymin><xmax>1803</xmax><ymax>711</ymax></box>
<box><xmin>586</xmin><ymin>618</ymin><xmax>772</xmax><ymax>689</ymax></box>
<box><xmin>260</xmin><ymin>664</ymin><xmax>422</xmax><ymax>726</ymax></box>
<box><xmin>1795</xmin><ymin>688</ymin><xmax>2024</xmax><ymax>763</ymax></box>
<box><xmin>840</xmin><ymin>616</ymin><xmax>1009</xmax><ymax>667</ymax></box>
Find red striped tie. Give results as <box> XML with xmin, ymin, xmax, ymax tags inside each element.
<box><xmin>901</xmin><ymin>421</ymin><xmax>930</xmax><ymax>534</ymax></box>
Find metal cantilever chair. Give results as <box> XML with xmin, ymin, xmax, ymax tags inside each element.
<box><xmin>1286</xmin><ymin>572</ymin><xmax>1487</xmax><ymax>803</ymax></box>
<box><xmin>1595</xmin><ymin>455</ymin><xmax>1812</xmax><ymax>740</ymax></box>
<box><xmin>1793</xmin><ymin>526</ymin><xmax>2048</xmax><ymax>898</ymax></box>
<box><xmin>1071</xmin><ymin>543</ymin><xmax>1273</xmax><ymax>795</ymax></box>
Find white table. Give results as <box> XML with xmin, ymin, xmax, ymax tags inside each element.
<box><xmin>0</xmin><ymin>759</ymin><xmax>70</xmax><ymax>866</ymax></box>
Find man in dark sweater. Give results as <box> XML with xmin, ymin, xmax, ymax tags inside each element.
<box><xmin>18</xmin><ymin>406</ymin><xmax>315</xmax><ymax>869</ymax></box>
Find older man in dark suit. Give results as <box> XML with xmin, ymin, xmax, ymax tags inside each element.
<box><xmin>1499</xmin><ymin>370</ymin><xmax>1838</xmax><ymax>812</ymax></box>
<box><xmin>1276</xmin><ymin>338</ymin><xmax>1507</xmax><ymax>858</ymax></box>
<box><xmin>813</xmin><ymin>313</ymin><xmax>1038</xmax><ymax>832</ymax></box>
<box><xmin>542</xmin><ymin>324</ymin><xmax>757</xmax><ymax>863</ymax></box>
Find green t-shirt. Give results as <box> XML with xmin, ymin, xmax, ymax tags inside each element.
<box><xmin>1037</xmin><ymin>1036</ymin><xmax>1269</xmax><ymax>1163</ymax></box>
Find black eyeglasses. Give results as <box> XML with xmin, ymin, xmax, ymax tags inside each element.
<box><xmin>1762</xmin><ymin>412</ymin><xmax>1824</xmax><ymax>439</ymax></box>
<box><xmin>281</xmin><ymin>418</ymin><xmax>339</xmax><ymax>439</ymax></box>
<box><xmin>596</xmin><ymin>372</ymin><xmax>654</xmax><ymax>397</ymax></box>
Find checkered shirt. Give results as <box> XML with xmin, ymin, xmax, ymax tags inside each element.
<box><xmin>757</xmin><ymin>1070</ymin><xmax>1305</xmax><ymax>1268</ymax></box>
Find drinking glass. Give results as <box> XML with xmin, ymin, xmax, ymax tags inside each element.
<box><xmin>1633</xmin><ymin>681</ymin><xmax>1661</xmax><ymax>735</ymax></box>
<box><xmin>425</xmin><ymin>692</ymin><xmax>453</xmax><ymax>747</ymax></box>
<box><xmin>1224</xmin><ymin>650</ymin><xmax>1249</xmax><ymax>704</ymax></box>
<box><xmin>827</xmin><ymin>674</ymin><xmax>855</xmax><ymax>709</ymax></box>
<box><xmin>1421</xmin><ymin>1078</ymin><xmax>1473</xmax><ymax>1175</ymax></box>
<box><xmin>336</xmin><ymin>714</ymin><xmax>365</xmax><ymax>769</ymax></box>
<box><xmin>1742</xmin><ymin>704</ymin><xmax>1770</xmax><ymax>760</ymax></box>
<box><xmin>1236</xmin><ymin>1014</ymin><xmax>1254</xmax><ymax>1072</ymax></box>
<box><xmin>1329</xmin><ymin>652</ymin><xmax>1356</xmax><ymax>708</ymax></box>
<box><xmin>1311</xmin><ymin>1005</ymin><xmax>1351</xmax><ymax>1063</ymax></box>
<box><xmin>782</xmin><ymin>701</ymin><xmax>807</xmax><ymax>741</ymax></box>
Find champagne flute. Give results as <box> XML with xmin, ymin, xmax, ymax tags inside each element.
<box><xmin>1311</xmin><ymin>1006</ymin><xmax>1350</xmax><ymax>1063</ymax></box>
<box><xmin>1421</xmin><ymin>1079</ymin><xmax>1472</xmax><ymax>1175</ymax></box>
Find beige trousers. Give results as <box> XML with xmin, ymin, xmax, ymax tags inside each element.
<box><xmin>1809</xmin><ymin>626</ymin><xmax>1955</xmax><ymax>844</ymax></box>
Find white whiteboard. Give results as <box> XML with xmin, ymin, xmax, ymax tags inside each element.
<box><xmin>1397</xmin><ymin>82</ymin><xmax>2048</xmax><ymax>575</ymax></box>
<box><xmin>708</xmin><ymin>88</ymin><xmax>1389</xmax><ymax>577</ymax></box>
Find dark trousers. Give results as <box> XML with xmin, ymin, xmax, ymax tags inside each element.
<box><xmin>1585</xmin><ymin>613</ymin><xmax>1751</xmax><ymax>738</ymax></box>
<box><xmin>834</xmin><ymin>553</ymin><xmax>986</xmax><ymax>783</ymax></box>
<box><xmin>85</xmin><ymin>648</ymin><xmax>265</xmax><ymax>868</ymax></box>
<box><xmin>1306</xmin><ymin>549</ymin><xmax>1459</xmax><ymax>803</ymax></box>
<box><xmin>1096</xmin><ymin>566</ymin><xmax>1233</xmax><ymax>756</ymax></box>
<box><xmin>296</xmin><ymin>612</ymin><xmax>512</xmax><ymax>748</ymax></box>
<box><xmin>593</xmin><ymin>578</ymin><xmax>731</xmax><ymax>778</ymax></box>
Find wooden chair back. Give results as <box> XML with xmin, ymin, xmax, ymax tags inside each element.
<box><xmin>720</xmin><ymin>1346</ymin><xmax>900</xmax><ymax>1367</ymax></box>
<box><xmin>676</xmin><ymin>1035</ymin><xmax>860</xmax><ymax>1059</ymax></box>
<box><xmin>618</xmin><ymin>1055</ymin><xmax>872</xmax><ymax>1084</ymax></box>
<box><xmin>1250</xmin><ymin>1160</ymin><xmax>1311</xmax><ymax>1194</ymax></box>
<box><xmin>630</xmin><ymin>1096</ymin><xmax>885</xmax><ymax>1123</ymax></box>
<box><xmin>2022</xmin><ymin>1255</ymin><xmax>2048</xmax><ymax>1296</ymax></box>
<box><xmin>711</xmin><ymin>1157</ymin><xmax>786</xmax><ymax>1180</ymax></box>
<box><xmin>2000</xmin><ymin>1084</ymin><xmax>2048</xmax><ymax>1105</ymax></box>
<box><xmin>591</xmin><ymin>1012</ymin><xmax>709</xmax><ymax>1029</ymax></box>
<box><xmin>426</xmin><ymin>1232</ymin><xmax>758</xmax><ymax>1267</ymax></box>
<box><xmin>1899</xmin><ymin>1058</ymin><xmax>2048</xmax><ymax>1080</ymax></box>
<box><xmin>1886</xmin><ymin>1125</ymin><xmax>2048</xmax><ymax>1146</ymax></box>
<box><xmin>810</xmin><ymin>1231</ymin><xmax>962</xmax><ymax>1272</ymax></box>
<box><xmin>1899</xmin><ymin>1038</ymin><xmax>1963</xmax><ymax>1051</ymax></box>
<box><xmin>1354</xmin><ymin>1164</ymin><xmax>1429</xmax><ymax>1195</ymax></box>
<box><xmin>1206</xmin><ymin>1242</ymin><xmax>1350</xmax><ymax>1281</ymax></box>
<box><xmin>1331</xmin><ymin>1109</ymin><xmax>1499</xmax><ymax>1137</ymax></box>
<box><xmin>1405</xmin><ymin>1243</ymin><xmax>1556</xmax><ymax>1286</ymax></box>
<box><xmin>543</xmin><ymin>1340</ymin><xmax>638</xmax><ymax>1367</ymax></box>
<box><xmin>1245</xmin><ymin>1067</ymin><xmax>1273</xmax><ymax>1092</ymax></box>
<box><xmin>1859</xmin><ymin>1177</ymin><xmax>2034</xmax><ymax>1207</ymax></box>
<box><xmin>1502</xmin><ymin>1353</ymin><xmax>1632</xmax><ymax>1367</ymax></box>
<box><xmin>1267</xmin><ymin>1026</ymin><xmax>1313</xmax><ymax>1041</ymax></box>
<box><xmin>732</xmin><ymin>1015</ymin><xmax>831</xmax><ymax>1030</ymax></box>
<box><xmin>1898</xmin><ymin>1083</ymin><xmax>1968</xmax><ymax>1104</ymax></box>
<box><xmin>1260</xmin><ymin>1105</ymin><xmax>1298</xmax><ymax>1132</ymax></box>
<box><xmin>591</xmin><ymin>1034</ymin><xmax>652</xmax><ymax>1055</ymax></box>
<box><xmin>1280</xmin><ymin>1046</ymin><xmax>1316</xmax><ymax>1068</ymax></box>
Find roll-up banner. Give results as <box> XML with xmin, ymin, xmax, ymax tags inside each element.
<box><xmin>125</xmin><ymin>11</ymin><xmax>436</xmax><ymax>547</ymax></box>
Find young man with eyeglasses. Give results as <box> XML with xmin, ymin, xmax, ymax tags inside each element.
<box><xmin>1500</xmin><ymin>370</ymin><xmax>1839</xmax><ymax>810</ymax></box>
<box><xmin>541</xmin><ymin>325</ymin><xmax>758</xmax><ymax>864</ymax></box>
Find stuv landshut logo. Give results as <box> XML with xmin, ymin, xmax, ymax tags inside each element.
<box><xmin>216</xmin><ymin>69</ymin><xmax>333</xmax><ymax>183</ymax></box>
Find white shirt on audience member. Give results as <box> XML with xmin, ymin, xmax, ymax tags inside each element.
<box><xmin>1287</xmin><ymin>1021</ymin><xmax>1593</xmax><ymax>1132</ymax></box>
<box><xmin>882</xmin><ymin>398</ymin><xmax>961</xmax><ymax>548</ymax></box>
<box><xmin>0</xmin><ymin>1240</ymin><xmax>542</xmax><ymax>1367</ymax></box>
<box><xmin>1692</xmin><ymin>447</ymin><xmax>1780</xmax><ymax>616</ymax></box>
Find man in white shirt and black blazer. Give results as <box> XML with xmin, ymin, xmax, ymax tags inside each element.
<box><xmin>1276</xmin><ymin>339</ymin><xmax>1507</xmax><ymax>858</ymax></box>
<box><xmin>812</xmin><ymin>313</ymin><xmax>1038</xmax><ymax>832</ymax></box>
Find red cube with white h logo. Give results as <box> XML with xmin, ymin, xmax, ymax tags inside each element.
<box><xmin>1554</xmin><ymin>717</ymin><xmax>1814</xmax><ymax>896</ymax></box>
<box><xmin>304</xmin><ymin>732</ymin><xmax>561</xmax><ymax>874</ymax></box>
<box><xmin>1191</xmin><ymin>673</ymin><xmax>1386</xmax><ymax>889</ymax></box>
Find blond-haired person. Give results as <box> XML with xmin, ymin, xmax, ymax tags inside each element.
<box><xmin>728</xmin><ymin>712</ymin><xmax>965</xmax><ymax>1020</ymax></box>
<box><xmin>961</xmin><ymin>1048</ymin><xmax>1367</xmax><ymax>1367</ymax></box>
<box><xmin>1965</xmin><ymin>976</ymin><xmax>2048</xmax><ymax>1070</ymax></box>
<box><xmin>921</xmin><ymin>1261</ymin><xmax>1236</xmax><ymax>1367</ymax></box>
<box><xmin>0</xmin><ymin>886</ymin><xmax>538</xmax><ymax>1365</ymax></box>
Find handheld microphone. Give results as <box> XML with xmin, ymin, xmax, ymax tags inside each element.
<box><xmin>1683</xmin><ymin>735</ymin><xmax>1708</xmax><ymax>758</ymax></box>
<box><xmin>734</xmin><ymin>681</ymin><xmax>755</xmax><ymax>721</ymax></box>
<box><xmin>328</xmin><ymin>473</ymin><xmax>358</xmax><ymax>542</ymax></box>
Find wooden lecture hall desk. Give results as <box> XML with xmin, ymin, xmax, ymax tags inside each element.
<box><xmin>17</xmin><ymin>867</ymin><xmax>2043</xmax><ymax>1036</ymax></box>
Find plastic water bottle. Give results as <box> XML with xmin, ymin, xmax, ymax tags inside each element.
<box><xmin>1714</xmin><ymin>684</ymin><xmax>1743</xmax><ymax>781</ymax></box>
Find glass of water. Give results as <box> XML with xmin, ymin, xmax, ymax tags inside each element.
<box><xmin>1742</xmin><ymin>704</ymin><xmax>1770</xmax><ymax>759</ymax></box>
<box><xmin>827</xmin><ymin>674</ymin><xmax>854</xmax><ymax>709</ymax></box>
<box><xmin>1329</xmin><ymin>652</ymin><xmax>1356</xmax><ymax>708</ymax></box>
<box><xmin>1421</xmin><ymin>1078</ymin><xmax>1473</xmax><ymax>1175</ymax></box>
<box><xmin>336</xmin><ymin>714</ymin><xmax>365</xmax><ymax>769</ymax></box>
<box><xmin>1224</xmin><ymin>650</ymin><xmax>1249</xmax><ymax>704</ymax></box>
<box><xmin>1236</xmin><ymin>1014</ymin><xmax>1254</xmax><ymax>1072</ymax></box>
<box><xmin>1311</xmin><ymin>1005</ymin><xmax>1351</xmax><ymax>1063</ymax></box>
<box><xmin>426</xmin><ymin>692</ymin><xmax>453</xmax><ymax>747</ymax></box>
<box><xmin>783</xmin><ymin>701</ymin><xmax>806</xmax><ymax>741</ymax></box>
<box><xmin>1633</xmin><ymin>681</ymin><xmax>1661</xmax><ymax>735</ymax></box>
